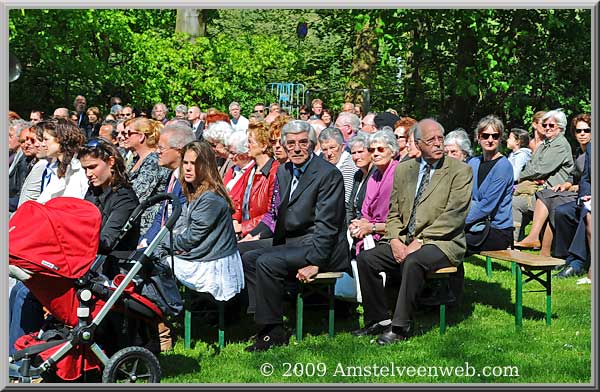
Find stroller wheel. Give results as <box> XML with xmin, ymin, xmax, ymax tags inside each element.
<box><xmin>102</xmin><ymin>346</ymin><xmax>161</xmax><ymax>383</ymax></box>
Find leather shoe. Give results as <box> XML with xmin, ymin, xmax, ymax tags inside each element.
<box><xmin>514</xmin><ymin>239</ymin><xmax>541</xmax><ymax>249</ymax></box>
<box><xmin>376</xmin><ymin>325</ymin><xmax>411</xmax><ymax>345</ymax></box>
<box><xmin>245</xmin><ymin>325</ymin><xmax>290</xmax><ymax>352</ymax></box>
<box><xmin>554</xmin><ymin>266</ymin><xmax>584</xmax><ymax>279</ymax></box>
<box><xmin>351</xmin><ymin>322</ymin><xmax>389</xmax><ymax>337</ymax></box>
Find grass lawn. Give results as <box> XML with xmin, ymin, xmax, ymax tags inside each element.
<box><xmin>158</xmin><ymin>254</ymin><xmax>592</xmax><ymax>384</ymax></box>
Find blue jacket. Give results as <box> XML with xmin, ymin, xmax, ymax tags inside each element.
<box><xmin>467</xmin><ymin>156</ymin><xmax>514</xmax><ymax>230</ymax></box>
<box><xmin>578</xmin><ymin>142</ymin><xmax>591</xmax><ymax>198</ymax></box>
<box><xmin>140</xmin><ymin>170</ymin><xmax>186</xmax><ymax>245</ymax></box>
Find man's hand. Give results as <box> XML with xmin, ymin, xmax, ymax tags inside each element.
<box><xmin>296</xmin><ymin>265</ymin><xmax>319</xmax><ymax>283</ymax></box>
<box><xmin>406</xmin><ymin>239</ymin><xmax>423</xmax><ymax>256</ymax></box>
<box><xmin>390</xmin><ymin>238</ymin><xmax>408</xmax><ymax>263</ymax></box>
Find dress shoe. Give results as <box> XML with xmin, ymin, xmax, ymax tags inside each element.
<box><xmin>514</xmin><ymin>239</ymin><xmax>541</xmax><ymax>249</ymax></box>
<box><xmin>554</xmin><ymin>266</ymin><xmax>584</xmax><ymax>279</ymax></box>
<box><xmin>376</xmin><ymin>325</ymin><xmax>411</xmax><ymax>345</ymax></box>
<box><xmin>576</xmin><ymin>277</ymin><xmax>592</xmax><ymax>285</ymax></box>
<box><xmin>245</xmin><ymin>325</ymin><xmax>290</xmax><ymax>352</ymax></box>
<box><xmin>351</xmin><ymin>321</ymin><xmax>389</xmax><ymax>337</ymax></box>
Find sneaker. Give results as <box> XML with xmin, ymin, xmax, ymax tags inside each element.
<box><xmin>576</xmin><ymin>277</ymin><xmax>591</xmax><ymax>285</ymax></box>
<box><xmin>245</xmin><ymin>325</ymin><xmax>290</xmax><ymax>352</ymax></box>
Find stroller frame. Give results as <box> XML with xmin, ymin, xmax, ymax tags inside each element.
<box><xmin>9</xmin><ymin>193</ymin><xmax>182</xmax><ymax>383</ymax></box>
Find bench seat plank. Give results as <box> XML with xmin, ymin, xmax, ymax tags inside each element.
<box><xmin>480</xmin><ymin>250</ymin><xmax>565</xmax><ymax>268</ymax></box>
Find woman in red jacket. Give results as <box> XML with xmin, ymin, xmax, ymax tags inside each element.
<box><xmin>232</xmin><ymin>121</ymin><xmax>279</xmax><ymax>237</ymax></box>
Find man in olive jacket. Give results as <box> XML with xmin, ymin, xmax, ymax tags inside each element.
<box><xmin>352</xmin><ymin>118</ymin><xmax>473</xmax><ymax>345</ymax></box>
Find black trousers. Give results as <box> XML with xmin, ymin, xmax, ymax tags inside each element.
<box><xmin>554</xmin><ymin>200</ymin><xmax>580</xmax><ymax>258</ymax></box>
<box><xmin>357</xmin><ymin>243</ymin><xmax>452</xmax><ymax>328</ymax></box>
<box><xmin>242</xmin><ymin>241</ymin><xmax>310</xmax><ymax>325</ymax></box>
<box><xmin>466</xmin><ymin>227</ymin><xmax>513</xmax><ymax>256</ymax></box>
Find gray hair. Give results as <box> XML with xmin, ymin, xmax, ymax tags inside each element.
<box><xmin>110</xmin><ymin>104</ymin><xmax>123</xmax><ymax>115</ymax></box>
<box><xmin>167</xmin><ymin>118</ymin><xmax>192</xmax><ymax>128</ymax></box>
<box><xmin>10</xmin><ymin>119</ymin><xmax>31</xmax><ymax>137</ymax></box>
<box><xmin>414</xmin><ymin>118</ymin><xmax>445</xmax><ymax>142</ymax></box>
<box><xmin>337</xmin><ymin>112</ymin><xmax>361</xmax><ymax>132</ymax></box>
<box><xmin>229</xmin><ymin>101</ymin><xmax>241</xmax><ymax>111</ymax></box>
<box><xmin>475</xmin><ymin>114</ymin><xmax>504</xmax><ymax>137</ymax></box>
<box><xmin>281</xmin><ymin>120</ymin><xmax>317</xmax><ymax>149</ymax></box>
<box><xmin>162</xmin><ymin>124</ymin><xmax>195</xmax><ymax>148</ymax></box>
<box><xmin>348</xmin><ymin>131</ymin><xmax>371</xmax><ymax>151</ymax></box>
<box><xmin>369</xmin><ymin>129</ymin><xmax>399</xmax><ymax>155</ymax></box>
<box><xmin>444</xmin><ymin>129</ymin><xmax>472</xmax><ymax>157</ymax></box>
<box><xmin>101</xmin><ymin>119</ymin><xmax>117</xmax><ymax>134</ymax></box>
<box><xmin>542</xmin><ymin>108</ymin><xmax>568</xmax><ymax>132</ymax></box>
<box><xmin>152</xmin><ymin>103</ymin><xmax>168</xmax><ymax>116</ymax></box>
<box><xmin>204</xmin><ymin>121</ymin><xmax>234</xmax><ymax>144</ymax></box>
<box><xmin>318</xmin><ymin>127</ymin><xmax>345</xmax><ymax>146</ymax></box>
<box><xmin>175</xmin><ymin>104</ymin><xmax>188</xmax><ymax>114</ymax></box>
<box><xmin>226</xmin><ymin>130</ymin><xmax>249</xmax><ymax>154</ymax></box>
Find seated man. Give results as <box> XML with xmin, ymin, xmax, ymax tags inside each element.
<box><xmin>242</xmin><ymin>120</ymin><xmax>350</xmax><ymax>352</ymax></box>
<box><xmin>352</xmin><ymin>119</ymin><xmax>472</xmax><ymax>345</ymax></box>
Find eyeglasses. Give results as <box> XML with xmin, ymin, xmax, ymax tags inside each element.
<box><xmin>285</xmin><ymin>139</ymin><xmax>310</xmax><ymax>149</ymax></box>
<box><xmin>395</xmin><ymin>134</ymin><xmax>406</xmax><ymax>140</ymax></box>
<box><xmin>418</xmin><ymin>136</ymin><xmax>444</xmax><ymax>146</ymax></box>
<box><xmin>542</xmin><ymin>123</ymin><xmax>557</xmax><ymax>129</ymax></box>
<box><xmin>300</xmin><ymin>112</ymin><xmax>308</xmax><ymax>116</ymax></box>
<box><xmin>118</xmin><ymin>129</ymin><xmax>140</xmax><ymax>138</ymax></box>
<box><xmin>367</xmin><ymin>146</ymin><xmax>387</xmax><ymax>153</ymax></box>
<box><xmin>480</xmin><ymin>132</ymin><xmax>501</xmax><ymax>140</ymax></box>
<box><xmin>575</xmin><ymin>128</ymin><xmax>591</xmax><ymax>134</ymax></box>
<box><xmin>157</xmin><ymin>145</ymin><xmax>175</xmax><ymax>153</ymax></box>
<box><xmin>122</xmin><ymin>112</ymin><xmax>133</xmax><ymax>118</ymax></box>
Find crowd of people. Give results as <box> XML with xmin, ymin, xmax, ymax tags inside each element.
<box><xmin>8</xmin><ymin>94</ymin><xmax>592</xmax><ymax>354</ymax></box>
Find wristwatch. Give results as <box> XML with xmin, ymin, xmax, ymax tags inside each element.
<box><xmin>371</xmin><ymin>223</ymin><xmax>376</xmax><ymax>234</ymax></box>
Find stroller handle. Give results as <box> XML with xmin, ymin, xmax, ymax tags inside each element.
<box><xmin>135</xmin><ymin>193</ymin><xmax>182</xmax><ymax>231</ymax></box>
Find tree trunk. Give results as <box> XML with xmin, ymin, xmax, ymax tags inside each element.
<box><xmin>175</xmin><ymin>9</ymin><xmax>207</xmax><ymax>38</ymax></box>
<box><xmin>345</xmin><ymin>16</ymin><xmax>378</xmax><ymax>113</ymax></box>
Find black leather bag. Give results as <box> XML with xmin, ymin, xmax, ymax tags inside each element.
<box><xmin>465</xmin><ymin>216</ymin><xmax>492</xmax><ymax>248</ymax></box>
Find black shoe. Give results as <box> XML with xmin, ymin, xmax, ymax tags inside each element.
<box><xmin>376</xmin><ymin>325</ymin><xmax>411</xmax><ymax>345</ymax></box>
<box><xmin>244</xmin><ymin>325</ymin><xmax>290</xmax><ymax>352</ymax></box>
<box><xmin>351</xmin><ymin>321</ymin><xmax>389</xmax><ymax>337</ymax></box>
<box><xmin>554</xmin><ymin>266</ymin><xmax>584</xmax><ymax>279</ymax></box>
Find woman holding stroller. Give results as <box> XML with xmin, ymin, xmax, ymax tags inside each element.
<box><xmin>160</xmin><ymin>140</ymin><xmax>244</xmax><ymax>303</ymax></box>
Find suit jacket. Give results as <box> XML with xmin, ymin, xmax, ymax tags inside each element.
<box><xmin>385</xmin><ymin>156</ymin><xmax>473</xmax><ymax>265</ymax></box>
<box><xmin>273</xmin><ymin>154</ymin><xmax>350</xmax><ymax>273</ymax></box>
<box><xmin>9</xmin><ymin>151</ymin><xmax>32</xmax><ymax>212</ymax></box>
<box><xmin>578</xmin><ymin>142</ymin><xmax>591</xmax><ymax>198</ymax></box>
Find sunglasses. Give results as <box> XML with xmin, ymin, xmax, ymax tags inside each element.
<box><xmin>254</xmin><ymin>109</ymin><xmax>264</xmax><ymax>113</ymax></box>
<box><xmin>300</xmin><ymin>112</ymin><xmax>308</xmax><ymax>115</ymax></box>
<box><xmin>80</xmin><ymin>138</ymin><xmax>112</xmax><ymax>156</ymax></box>
<box><xmin>395</xmin><ymin>134</ymin><xmax>406</xmax><ymax>140</ymax></box>
<box><xmin>542</xmin><ymin>123</ymin><xmax>557</xmax><ymax>129</ymax></box>
<box><xmin>480</xmin><ymin>133</ymin><xmax>501</xmax><ymax>140</ymax></box>
<box><xmin>367</xmin><ymin>146</ymin><xmax>387</xmax><ymax>153</ymax></box>
<box><xmin>575</xmin><ymin>128</ymin><xmax>591</xmax><ymax>134</ymax></box>
<box><xmin>118</xmin><ymin>129</ymin><xmax>140</xmax><ymax>138</ymax></box>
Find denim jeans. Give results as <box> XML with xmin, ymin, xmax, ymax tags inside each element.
<box><xmin>9</xmin><ymin>282</ymin><xmax>44</xmax><ymax>356</ymax></box>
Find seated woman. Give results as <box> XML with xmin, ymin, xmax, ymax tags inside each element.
<box><xmin>203</xmin><ymin>120</ymin><xmax>235</xmax><ymax>178</ymax></box>
<box><xmin>515</xmin><ymin>113</ymin><xmax>591</xmax><ymax>257</ymax></box>
<box><xmin>79</xmin><ymin>137</ymin><xmax>141</xmax><ymax>278</ymax></box>
<box><xmin>269</xmin><ymin>115</ymin><xmax>291</xmax><ymax>164</ymax></box>
<box><xmin>444</xmin><ymin>128</ymin><xmax>472</xmax><ymax>162</ymax></box>
<box><xmin>506</xmin><ymin>128</ymin><xmax>532</xmax><ymax>183</ymax></box>
<box><xmin>512</xmin><ymin>109</ymin><xmax>575</xmax><ymax>242</ymax></box>
<box><xmin>393</xmin><ymin>116</ymin><xmax>417</xmax><ymax>162</ymax></box>
<box><xmin>162</xmin><ymin>141</ymin><xmax>244</xmax><ymax>302</ymax></box>
<box><xmin>465</xmin><ymin>115</ymin><xmax>514</xmax><ymax>254</ymax></box>
<box><xmin>348</xmin><ymin>129</ymin><xmax>399</xmax><ymax>255</ymax></box>
<box><xmin>232</xmin><ymin>122</ymin><xmax>279</xmax><ymax>238</ymax></box>
<box><xmin>346</xmin><ymin>132</ymin><xmax>375</xmax><ymax>227</ymax></box>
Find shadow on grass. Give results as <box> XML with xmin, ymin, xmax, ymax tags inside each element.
<box><xmin>159</xmin><ymin>353</ymin><xmax>203</xmax><ymax>378</ymax></box>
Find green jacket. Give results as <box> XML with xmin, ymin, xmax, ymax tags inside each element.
<box><xmin>519</xmin><ymin>133</ymin><xmax>574</xmax><ymax>188</ymax></box>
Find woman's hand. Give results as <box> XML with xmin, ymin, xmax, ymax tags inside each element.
<box><xmin>350</xmin><ymin>218</ymin><xmax>371</xmax><ymax>239</ymax></box>
<box><xmin>552</xmin><ymin>182</ymin><xmax>572</xmax><ymax>192</ymax></box>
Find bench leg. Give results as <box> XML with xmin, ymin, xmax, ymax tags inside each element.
<box><xmin>296</xmin><ymin>290</ymin><xmax>304</xmax><ymax>342</ymax></box>
<box><xmin>515</xmin><ymin>265</ymin><xmax>523</xmax><ymax>330</ymax></box>
<box><xmin>545</xmin><ymin>270</ymin><xmax>552</xmax><ymax>326</ymax></box>
<box><xmin>486</xmin><ymin>256</ymin><xmax>493</xmax><ymax>278</ymax></box>
<box><xmin>328</xmin><ymin>283</ymin><xmax>335</xmax><ymax>338</ymax></box>
<box><xmin>218</xmin><ymin>301</ymin><xmax>225</xmax><ymax>349</ymax></box>
<box><xmin>184</xmin><ymin>287</ymin><xmax>192</xmax><ymax>349</ymax></box>
<box><xmin>511</xmin><ymin>261</ymin><xmax>516</xmax><ymax>276</ymax></box>
<box><xmin>439</xmin><ymin>304</ymin><xmax>446</xmax><ymax>335</ymax></box>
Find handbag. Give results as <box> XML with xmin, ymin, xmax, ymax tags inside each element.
<box><xmin>466</xmin><ymin>216</ymin><xmax>492</xmax><ymax>248</ymax></box>
<box><xmin>138</xmin><ymin>260</ymin><xmax>184</xmax><ymax>317</ymax></box>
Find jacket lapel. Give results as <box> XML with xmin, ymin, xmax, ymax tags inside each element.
<box><xmin>288</xmin><ymin>157</ymin><xmax>317</xmax><ymax>205</ymax></box>
<box><xmin>419</xmin><ymin>157</ymin><xmax>448</xmax><ymax>204</ymax></box>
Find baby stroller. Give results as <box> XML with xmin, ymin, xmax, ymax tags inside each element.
<box><xmin>8</xmin><ymin>194</ymin><xmax>182</xmax><ymax>383</ymax></box>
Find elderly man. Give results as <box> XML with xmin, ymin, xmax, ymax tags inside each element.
<box><xmin>318</xmin><ymin>127</ymin><xmax>357</xmax><ymax>203</ymax></box>
<box><xmin>9</xmin><ymin>120</ymin><xmax>34</xmax><ymax>212</ymax></box>
<box><xmin>174</xmin><ymin>104</ymin><xmax>188</xmax><ymax>120</ymax></box>
<box><xmin>152</xmin><ymin>103</ymin><xmax>169</xmax><ymax>125</ymax></box>
<box><xmin>335</xmin><ymin>111</ymin><xmax>361</xmax><ymax>142</ymax></box>
<box><xmin>229</xmin><ymin>101</ymin><xmax>249</xmax><ymax>132</ymax></box>
<box><xmin>73</xmin><ymin>94</ymin><xmax>89</xmax><ymax>129</ymax></box>
<box><xmin>52</xmin><ymin>107</ymin><xmax>69</xmax><ymax>120</ymax></box>
<box><xmin>17</xmin><ymin>125</ymin><xmax>46</xmax><ymax>207</ymax></box>
<box><xmin>342</xmin><ymin>102</ymin><xmax>355</xmax><ymax>113</ymax></box>
<box><xmin>242</xmin><ymin>120</ymin><xmax>350</xmax><ymax>352</ymax></box>
<box><xmin>361</xmin><ymin>112</ymin><xmax>377</xmax><ymax>133</ymax></box>
<box><xmin>187</xmin><ymin>106</ymin><xmax>204</xmax><ymax>139</ymax></box>
<box><xmin>352</xmin><ymin>118</ymin><xmax>472</xmax><ymax>345</ymax></box>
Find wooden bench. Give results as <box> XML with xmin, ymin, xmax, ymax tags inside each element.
<box><xmin>480</xmin><ymin>250</ymin><xmax>565</xmax><ymax>328</ymax></box>
<box><xmin>425</xmin><ymin>266</ymin><xmax>458</xmax><ymax>335</ymax></box>
<box><xmin>296</xmin><ymin>272</ymin><xmax>342</xmax><ymax>342</ymax></box>
<box><xmin>183</xmin><ymin>288</ymin><xmax>226</xmax><ymax>350</ymax></box>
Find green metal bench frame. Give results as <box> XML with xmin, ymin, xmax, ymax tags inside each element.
<box><xmin>183</xmin><ymin>287</ymin><xmax>226</xmax><ymax>350</ymax></box>
<box><xmin>296</xmin><ymin>272</ymin><xmax>342</xmax><ymax>342</ymax></box>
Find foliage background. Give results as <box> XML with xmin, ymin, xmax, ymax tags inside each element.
<box><xmin>9</xmin><ymin>8</ymin><xmax>592</xmax><ymax>132</ymax></box>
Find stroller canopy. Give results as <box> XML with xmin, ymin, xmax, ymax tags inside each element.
<box><xmin>10</xmin><ymin>197</ymin><xmax>101</xmax><ymax>279</ymax></box>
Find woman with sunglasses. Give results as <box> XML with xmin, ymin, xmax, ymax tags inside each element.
<box><xmin>515</xmin><ymin>113</ymin><xmax>591</xmax><ymax>258</ymax></box>
<box><xmin>120</xmin><ymin>117</ymin><xmax>170</xmax><ymax>235</ymax></box>
<box><xmin>465</xmin><ymin>115</ymin><xmax>514</xmax><ymax>254</ymax></box>
<box><xmin>349</xmin><ymin>129</ymin><xmax>399</xmax><ymax>255</ymax></box>
<box><xmin>37</xmin><ymin>118</ymin><xmax>89</xmax><ymax>204</ymax></box>
<box><xmin>512</xmin><ymin>109</ymin><xmax>575</xmax><ymax>243</ymax></box>
<box><xmin>79</xmin><ymin>137</ymin><xmax>141</xmax><ymax>277</ymax></box>
<box><xmin>393</xmin><ymin>117</ymin><xmax>417</xmax><ymax>162</ymax></box>
<box><xmin>160</xmin><ymin>141</ymin><xmax>244</xmax><ymax>302</ymax></box>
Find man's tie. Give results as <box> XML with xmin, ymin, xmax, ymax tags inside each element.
<box><xmin>289</xmin><ymin>167</ymin><xmax>302</xmax><ymax>200</ymax></box>
<box><xmin>406</xmin><ymin>163</ymin><xmax>432</xmax><ymax>243</ymax></box>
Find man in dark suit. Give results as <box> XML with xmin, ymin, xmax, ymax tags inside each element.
<box><xmin>73</xmin><ymin>94</ymin><xmax>89</xmax><ymax>130</ymax></box>
<box><xmin>243</xmin><ymin>120</ymin><xmax>350</xmax><ymax>352</ymax></box>
<box><xmin>352</xmin><ymin>118</ymin><xmax>472</xmax><ymax>345</ymax></box>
